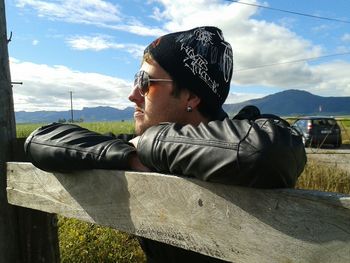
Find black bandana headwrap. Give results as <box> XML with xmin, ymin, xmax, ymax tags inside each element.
<box><xmin>144</xmin><ymin>26</ymin><xmax>233</xmax><ymax>119</ymax></box>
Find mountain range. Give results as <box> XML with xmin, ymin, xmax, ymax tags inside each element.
<box><xmin>223</xmin><ymin>89</ymin><xmax>350</xmax><ymax>117</ymax></box>
<box><xmin>15</xmin><ymin>89</ymin><xmax>350</xmax><ymax>123</ymax></box>
<box><xmin>15</xmin><ymin>106</ymin><xmax>134</xmax><ymax>123</ymax></box>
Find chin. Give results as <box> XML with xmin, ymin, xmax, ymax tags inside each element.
<box><xmin>134</xmin><ymin>125</ymin><xmax>142</xmax><ymax>136</ymax></box>
<box><xmin>134</xmin><ymin>122</ymin><xmax>146</xmax><ymax>135</ymax></box>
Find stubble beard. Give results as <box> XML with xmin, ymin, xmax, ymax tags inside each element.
<box><xmin>134</xmin><ymin>117</ymin><xmax>152</xmax><ymax>135</ymax></box>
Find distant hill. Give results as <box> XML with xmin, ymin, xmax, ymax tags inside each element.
<box><xmin>223</xmin><ymin>89</ymin><xmax>350</xmax><ymax>116</ymax></box>
<box><xmin>15</xmin><ymin>90</ymin><xmax>350</xmax><ymax>123</ymax></box>
<box><xmin>15</xmin><ymin>106</ymin><xmax>134</xmax><ymax>123</ymax></box>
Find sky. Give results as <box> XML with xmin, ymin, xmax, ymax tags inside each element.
<box><xmin>5</xmin><ymin>0</ymin><xmax>350</xmax><ymax>112</ymax></box>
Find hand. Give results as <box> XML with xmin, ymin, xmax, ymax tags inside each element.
<box><xmin>127</xmin><ymin>152</ymin><xmax>151</xmax><ymax>172</ymax></box>
<box><xmin>128</xmin><ymin>136</ymin><xmax>150</xmax><ymax>172</ymax></box>
<box><xmin>129</xmin><ymin>136</ymin><xmax>140</xmax><ymax>148</ymax></box>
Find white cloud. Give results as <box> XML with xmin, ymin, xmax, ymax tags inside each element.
<box><xmin>309</xmin><ymin>61</ymin><xmax>350</xmax><ymax>96</ymax></box>
<box><xmin>13</xmin><ymin>0</ymin><xmax>350</xmax><ymax>111</ymax></box>
<box><xmin>15</xmin><ymin>0</ymin><xmax>166</xmax><ymax>37</ymax></box>
<box><xmin>225</xmin><ymin>91</ymin><xmax>266</xmax><ymax>104</ymax></box>
<box><xmin>32</xmin><ymin>39</ymin><xmax>39</xmax><ymax>45</ymax></box>
<box><xmin>10</xmin><ymin>58</ymin><xmax>134</xmax><ymax>111</ymax></box>
<box><xmin>66</xmin><ymin>35</ymin><xmax>145</xmax><ymax>58</ymax></box>
<box><xmin>341</xmin><ymin>33</ymin><xmax>350</xmax><ymax>42</ymax></box>
<box><xmin>67</xmin><ymin>36</ymin><xmax>116</xmax><ymax>51</ymax></box>
<box><xmin>311</xmin><ymin>24</ymin><xmax>331</xmax><ymax>33</ymax></box>
<box><xmin>146</xmin><ymin>0</ymin><xmax>327</xmax><ymax>89</ymax></box>
<box><xmin>10</xmin><ymin>56</ymin><xmax>350</xmax><ymax>113</ymax></box>
<box><xmin>148</xmin><ymin>0</ymin><xmax>350</xmax><ymax>96</ymax></box>
<box><xmin>16</xmin><ymin>0</ymin><xmax>122</xmax><ymax>24</ymax></box>
<box><xmin>149</xmin><ymin>0</ymin><xmax>260</xmax><ymax>33</ymax></box>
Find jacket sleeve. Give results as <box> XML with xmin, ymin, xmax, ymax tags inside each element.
<box><xmin>24</xmin><ymin>123</ymin><xmax>136</xmax><ymax>172</ymax></box>
<box><xmin>137</xmin><ymin>118</ymin><xmax>307</xmax><ymax>188</ymax></box>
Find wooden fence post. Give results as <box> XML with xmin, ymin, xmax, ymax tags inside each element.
<box><xmin>0</xmin><ymin>1</ymin><xmax>60</xmax><ymax>262</ymax></box>
<box><xmin>0</xmin><ymin>0</ymin><xmax>21</xmax><ymax>261</ymax></box>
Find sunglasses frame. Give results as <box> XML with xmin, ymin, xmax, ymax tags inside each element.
<box><xmin>134</xmin><ymin>70</ymin><xmax>173</xmax><ymax>97</ymax></box>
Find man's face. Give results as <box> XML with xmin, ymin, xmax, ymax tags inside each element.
<box><xmin>129</xmin><ymin>60</ymin><xmax>190</xmax><ymax>135</ymax></box>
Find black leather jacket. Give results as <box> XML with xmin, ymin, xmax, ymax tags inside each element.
<box><xmin>25</xmin><ymin>116</ymin><xmax>306</xmax><ymax>188</ymax></box>
<box><xmin>137</xmin><ymin>117</ymin><xmax>306</xmax><ymax>188</ymax></box>
<box><xmin>24</xmin><ymin>111</ymin><xmax>306</xmax><ymax>262</ymax></box>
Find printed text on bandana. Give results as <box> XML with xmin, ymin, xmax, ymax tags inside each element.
<box><xmin>180</xmin><ymin>43</ymin><xmax>220</xmax><ymax>97</ymax></box>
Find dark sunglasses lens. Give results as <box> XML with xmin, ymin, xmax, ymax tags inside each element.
<box><xmin>141</xmin><ymin>71</ymin><xmax>150</xmax><ymax>94</ymax></box>
<box><xmin>136</xmin><ymin>71</ymin><xmax>149</xmax><ymax>96</ymax></box>
<box><xmin>134</xmin><ymin>73</ymin><xmax>140</xmax><ymax>88</ymax></box>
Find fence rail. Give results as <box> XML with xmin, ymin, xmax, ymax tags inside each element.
<box><xmin>6</xmin><ymin>162</ymin><xmax>350</xmax><ymax>263</ymax></box>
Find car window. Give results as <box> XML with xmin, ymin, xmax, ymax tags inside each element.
<box><xmin>312</xmin><ymin>119</ymin><xmax>336</xmax><ymax>126</ymax></box>
<box><xmin>326</xmin><ymin>119</ymin><xmax>337</xmax><ymax>125</ymax></box>
<box><xmin>296</xmin><ymin>120</ymin><xmax>307</xmax><ymax>128</ymax></box>
<box><xmin>293</xmin><ymin>120</ymin><xmax>307</xmax><ymax>132</ymax></box>
<box><xmin>312</xmin><ymin>119</ymin><xmax>324</xmax><ymax>126</ymax></box>
<box><xmin>294</xmin><ymin>120</ymin><xmax>301</xmax><ymax>127</ymax></box>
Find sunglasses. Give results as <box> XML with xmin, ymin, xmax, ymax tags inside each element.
<box><xmin>134</xmin><ymin>70</ymin><xmax>173</xmax><ymax>97</ymax></box>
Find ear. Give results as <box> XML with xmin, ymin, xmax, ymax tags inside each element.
<box><xmin>186</xmin><ymin>92</ymin><xmax>201</xmax><ymax>109</ymax></box>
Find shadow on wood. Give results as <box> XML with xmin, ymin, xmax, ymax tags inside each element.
<box><xmin>11</xmin><ymin>139</ymin><xmax>60</xmax><ymax>263</ymax></box>
<box><xmin>6</xmin><ymin>162</ymin><xmax>350</xmax><ymax>263</ymax></box>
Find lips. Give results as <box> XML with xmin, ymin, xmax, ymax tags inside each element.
<box><xmin>134</xmin><ymin>107</ymin><xmax>144</xmax><ymax>118</ymax></box>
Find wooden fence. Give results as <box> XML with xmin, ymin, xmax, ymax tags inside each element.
<box><xmin>6</xmin><ymin>162</ymin><xmax>350</xmax><ymax>263</ymax></box>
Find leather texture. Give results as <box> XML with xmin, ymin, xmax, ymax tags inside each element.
<box><xmin>137</xmin><ymin>117</ymin><xmax>306</xmax><ymax>188</ymax></box>
<box><xmin>24</xmin><ymin>123</ymin><xmax>136</xmax><ymax>172</ymax></box>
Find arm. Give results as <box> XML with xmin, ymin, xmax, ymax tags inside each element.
<box><xmin>137</xmin><ymin>118</ymin><xmax>307</xmax><ymax>188</ymax></box>
<box><xmin>24</xmin><ymin>123</ymin><xmax>137</xmax><ymax>172</ymax></box>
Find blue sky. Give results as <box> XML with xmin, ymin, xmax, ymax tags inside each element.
<box><xmin>5</xmin><ymin>0</ymin><xmax>350</xmax><ymax>111</ymax></box>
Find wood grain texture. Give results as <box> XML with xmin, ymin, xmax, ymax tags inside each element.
<box><xmin>7</xmin><ymin>162</ymin><xmax>350</xmax><ymax>263</ymax></box>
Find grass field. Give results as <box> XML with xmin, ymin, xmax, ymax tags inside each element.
<box><xmin>16</xmin><ymin>121</ymin><xmax>135</xmax><ymax>138</ymax></box>
<box><xmin>17</xmin><ymin>118</ymin><xmax>350</xmax><ymax>144</ymax></box>
<box><xmin>16</xmin><ymin>119</ymin><xmax>350</xmax><ymax>262</ymax></box>
<box><xmin>340</xmin><ymin>119</ymin><xmax>350</xmax><ymax>143</ymax></box>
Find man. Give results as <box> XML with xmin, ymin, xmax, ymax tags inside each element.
<box><xmin>25</xmin><ymin>26</ymin><xmax>306</xmax><ymax>262</ymax></box>
<box><xmin>127</xmin><ymin>26</ymin><xmax>234</xmax><ymax>171</ymax></box>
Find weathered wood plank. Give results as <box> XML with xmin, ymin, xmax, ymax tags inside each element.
<box><xmin>7</xmin><ymin>162</ymin><xmax>350</xmax><ymax>263</ymax></box>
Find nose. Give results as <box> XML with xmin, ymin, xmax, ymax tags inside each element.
<box><xmin>128</xmin><ymin>86</ymin><xmax>144</xmax><ymax>104</ymax></box>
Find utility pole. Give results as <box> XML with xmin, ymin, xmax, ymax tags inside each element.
<box><xmin>70</xmin><ymin>91</ymin><xmax>74</xmax><ymax>122</ymax></box>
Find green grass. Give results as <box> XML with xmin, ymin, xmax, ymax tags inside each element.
<box><xmin>297</xmin><ymin>159</ymin><xmax>350</xmax><ymax>194</ymax></box>
<box><xmin>16</xmin><ymin>121</ymin><xmax>135</xmax><ymax>138</ymax></box>
<box><xmin>16</xmin><ymin>123</ymin><xmax>46</xmax><ymax>138</ymax></box>
<box><xmin>78</xmin><ymin>121</ymin><xmax>135</xmax><ymax>134</ymax></box>
<box><xmin>16</xmin><ymin>119</ymin><xmax>350</xmax><ymax>262</ymax></box>
<box><xmin>342</xmin><ymin>120</ymin><xmax>350</xmax><ymax>127</ymax></box>
<box><xmin>58</xmin><ymin>218</ymin><xmax>145</xmax><ymax>263</ymax></box>
<box><xmin>338</xmin><ymin>120</ymin><xmax>350</xmax><ymax>143</ymax></box>
<box><xmin>17</xmin><ymin>118</ymin><xmax>350</xmax><ymax>141</ymax></box>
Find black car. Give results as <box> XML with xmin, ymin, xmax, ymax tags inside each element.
<box><xmin>292</xmin><ymin>116</ymin><xmax>342</xmax><ymax>148</ymax></box>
